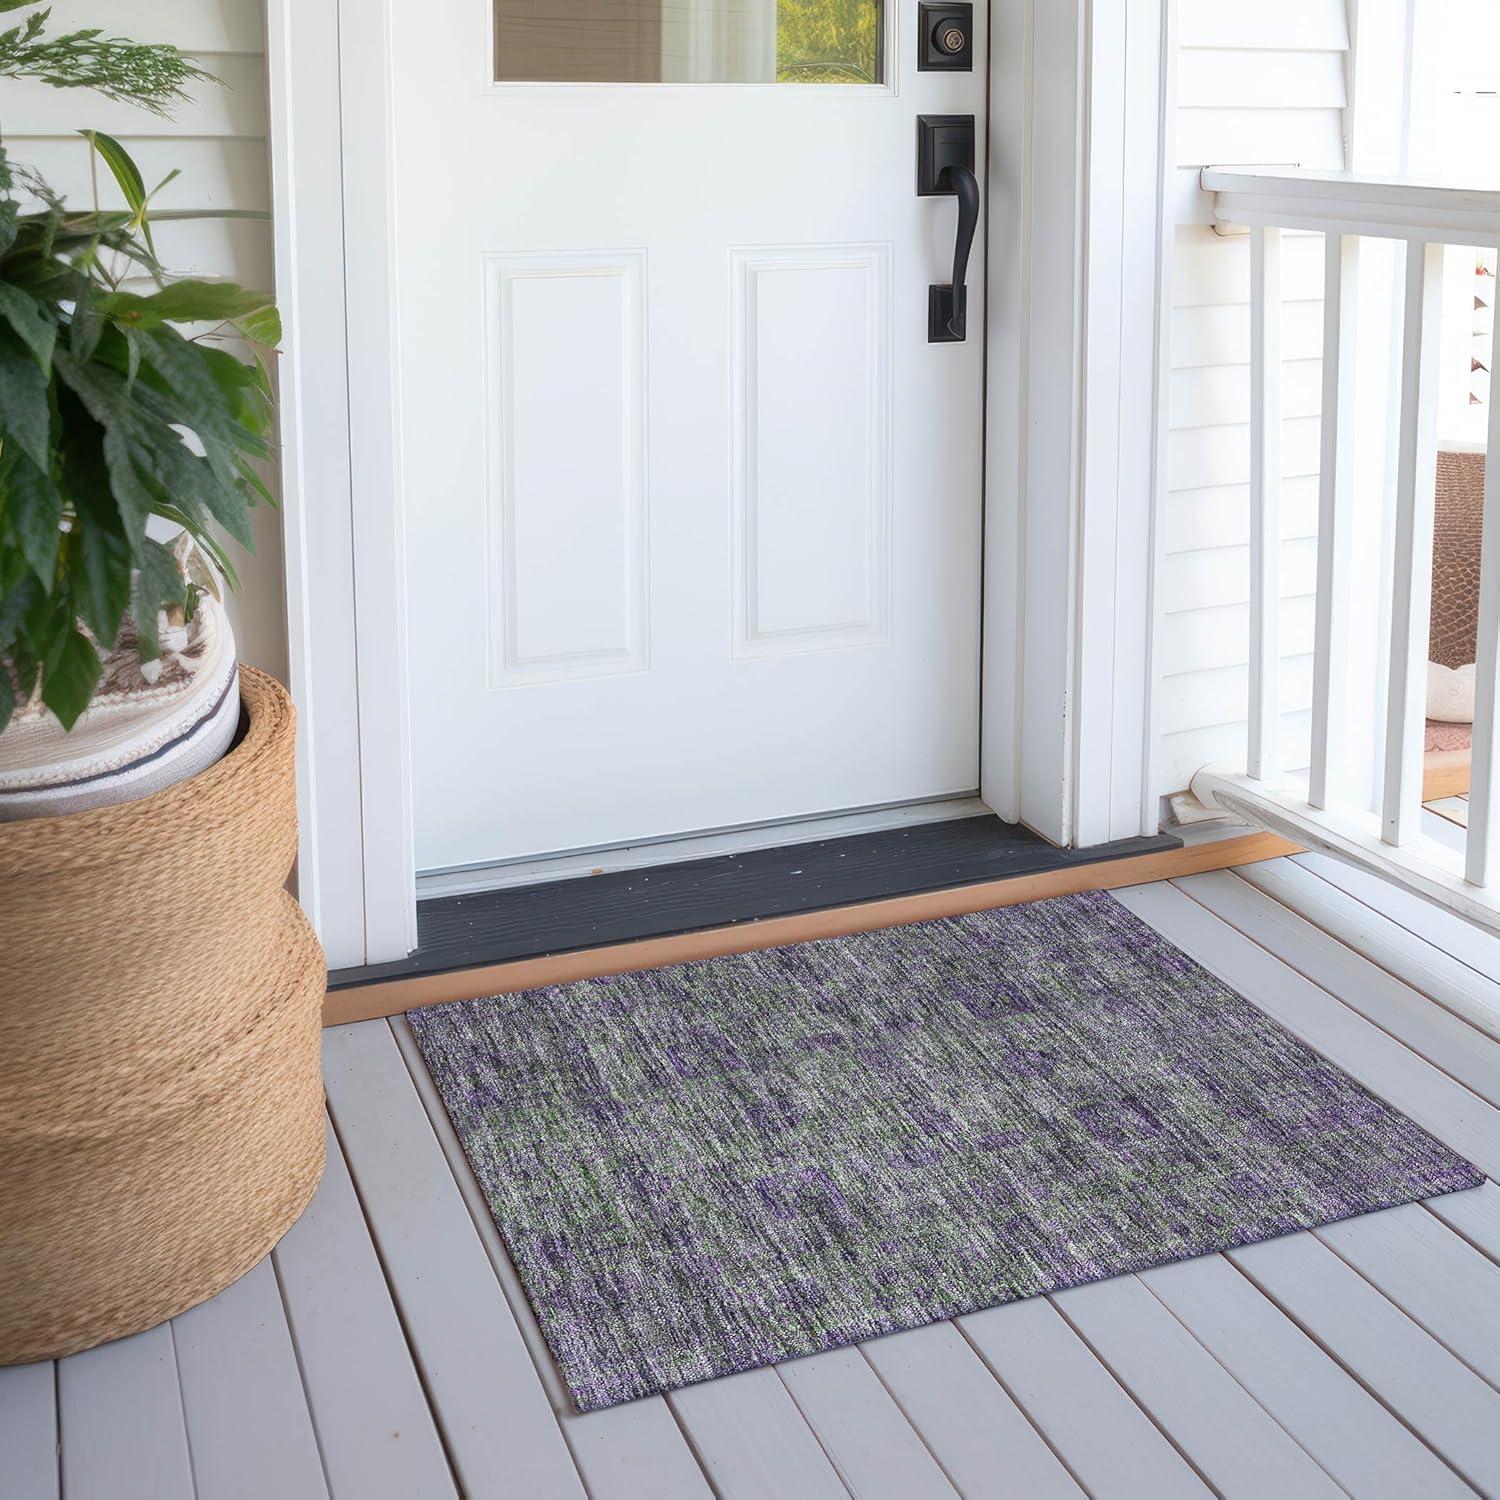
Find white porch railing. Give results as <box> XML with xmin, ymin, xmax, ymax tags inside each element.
<box><xmin>1189</xmin><ymin>168</ymin><xmax>1500</xmax><ymax>935</ymax></box>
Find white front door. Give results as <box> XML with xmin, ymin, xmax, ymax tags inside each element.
<box><xmin>392</xmin><ymin>1</ymin><xmax>989</xmax><ymax>872</ymax></box>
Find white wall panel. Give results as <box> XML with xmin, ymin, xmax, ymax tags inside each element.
<box><xmin>1174</xmin><ymin>231</ymin><xmax>1326</xmax><ymax>307</ymax></box>
<box><xmin>1159</xmin><ymin>596</ymin><xmax>1319</xmax><ymax>678</ymax></box>
<box><xmin>1159</xmin><ymin>711</ymin><xmax>1314</xmax><ymax>793</ymax></box>
<box><xmin>1177</xmin><ymin>50</ymin><xmax>1348</xmax><ymax>110</ymax></box>
<box><xmin>1179</xmin><ymin>0</ymin><xmax>1349</xmax><ymax>51</ymax></box>
<box><xmin>1170</xmin><ymin>363</ymin><xmax>1323</xmax><ymax>430</ymax></box>
<box><xmin>1162</xmin><ymin>539</ymin><xmax>1320</xmax><ymax>615</ymax></box>
<box><xmin>1172</xmin><ymin>298</ymin><xmax>1327</xmax><ymax>368</ymax></box>
<box><xmin>1164</xmin><ymin>477</ymin><xmax>1322</xmax><ymax>552</ymax></box>
<box><xmin>1169</xmin><ymin>417</ymin><xmax>1324</xmax><ymax>493</ymax></box>
<box><xmin>1158</xmin><ymin>0</ymin><xmax>1351</xmax><ymax>797</ymax></box>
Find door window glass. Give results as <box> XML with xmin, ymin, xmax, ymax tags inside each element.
<box><xmin>493</xmin><ymin>1</ymin><xmax>884</xmax><ymax>85</ymax></box>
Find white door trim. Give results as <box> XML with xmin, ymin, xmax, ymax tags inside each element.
<box><xmin>266</xmin><ymin>0</ymin><xmax>416</xmax><ymax>968</ymax></box>
<box><xmin>269</xmin><ymin>0</ymin><xmax>1172</xmax><ymax>966</ymax></box>
<box><xmin>983</xmin><ymin>0</ymin><xmax>1171</xmax><ymax>846</ymax></box>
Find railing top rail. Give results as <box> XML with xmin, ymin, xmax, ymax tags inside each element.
<box><xmin>1201</xmin><ymin>167</ymin><xmax>1500</xmax><ymax>242</ymax></box>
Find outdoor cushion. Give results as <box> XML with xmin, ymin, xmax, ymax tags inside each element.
<box><xmin>1428</xmin><ymin>660</ymin><xmax>1477</xmax><ymax>724</ymax></box>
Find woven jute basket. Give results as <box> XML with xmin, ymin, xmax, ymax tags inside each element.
<box><xmin>0</xmin><ymin>667</ymin><xmax>326</xmax><ymax>1364</ymax></box>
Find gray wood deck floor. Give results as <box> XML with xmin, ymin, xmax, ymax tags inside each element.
<box><xmin>5</xmin><ymin>853</ymin><xmax>1500</xmax><ymax>1499</ymax></box>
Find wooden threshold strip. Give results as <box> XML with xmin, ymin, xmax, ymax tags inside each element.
<box><xmin>324</xmin><ymin>831</ymin><xmax>1302</xmax><ymax>1026</ymax></box>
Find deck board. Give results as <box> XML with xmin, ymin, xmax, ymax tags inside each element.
<box><xmin>1428</xmin><ymin>1178</ymin><xmax>1500</xmax><ymax>1258</ymax></box>
<box><xmin>1184</xmin><ymin>865</ymin><xmax>1500</xmax><ymax>1100</ymax></box>
<box><xmin>1051</xmin><ymin>1273</ymin><xmax>1341</xmax><ymax>1497</ymax></box>
<box><xmin>272</xmin><ymin>1120</ymin><xmax>456</xmax><ymax>1499</ymax></box>
<box><xmin>171</xmin><ymin>1256</ymin><xmax>328</xmax><ymax>1498</ymax></box>
<box><xmin>57</xmin><ymin>1324</ymin><xmax>194</xmax><ymax>1500</ymax></box>
<box><xmin>1139</xmin><ymin>1249</ymin><xmax>1472</xmax><ymax>1496</ymax></box>
<box><xmin>321</xmin><ymin>1022</ymin><xmax>584</xmax><ymax>1500</ymax></box>
<box><xmin>775</xmin><ymin>1347</ymin><xmax>960</xmax><ymax>1498</ymax></box>
<box><xmin>1232</xmin><ymin>1230</ymin><xmax>1500</xmax><ymax>1493</ymax></box>
<box><xmin>29</xmin><ymin>857</ymin><xmax>1500</xmax><ymax>1499</ymax></box>
<box><xmin>959</xmin><ymin>1295</ymin><xmax>1210</xmax><ymax>1498</ymax></box>
<box><xmin>669</xmin><ymin>1367</ymin><xmax>850</xmax><ymax>1497</ymax></box>
<box><xmin>1294</xmin><ymin>850</ymin><xmax>1500</xmax><ymax>993</ymax></box>
<box><xmin>859</xmin><ymin>1322</ymin><xmax>1085</xmax><ymax>1498</ymax></box>
<box><xmin>1317</xmin><ymin>1203</ymin><xmax>1500</xmax><ymax>1388</ymax></box>
<box><xmin>0</xmin><ymin>1360</ymin><xmax>58</xmax><ymax>1500</ymax></box>
<box><xmin>1236</xmin><ymin>857</ymin><xmax>1500</xmax><ymax>1043</ymax></box>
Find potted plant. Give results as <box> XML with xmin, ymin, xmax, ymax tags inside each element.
<box><xmin>0</xmin><ymin>6</ymin><xmax>325</xmax><ymax>1363</ymax></box>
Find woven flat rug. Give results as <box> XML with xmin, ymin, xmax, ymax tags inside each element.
<box><xmin>408</xmin><ymin>889</ymin><xmax>1483</xmax><ymax>1411</ymax></box>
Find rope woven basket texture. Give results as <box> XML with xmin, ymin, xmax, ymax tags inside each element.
<box><xmin>1430</xmin><ymin>448</ymin><xmax>1484</xmax><ymax>672</ymax></box>
<box><xmin>0</xmin><ymin>667</ymin><xmax>327</xmax><ymax>1364</ymax></box>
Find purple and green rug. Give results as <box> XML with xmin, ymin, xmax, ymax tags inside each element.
<box><xmin>407</xmin><ymin>889</ymin><xmax>1482</xmax><ymax>1411</ymax></box>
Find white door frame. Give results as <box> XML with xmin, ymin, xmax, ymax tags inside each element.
<box><xmin>267</xmin><ymin>0</ymin><xmax>1173</xmax><ymax>968</ymax></box>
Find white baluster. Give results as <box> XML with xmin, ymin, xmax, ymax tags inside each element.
<box><xmin>1248</xmin><ymin>225</ymin><xmax>1282</xmax><ymax>780</ymax></box>
<box><xmin>1383</xmin><ymin>240</ymin><xmax>1445</xmax><ymax>845</ymax></box>
<box><xmin>1466</xmin><ymin>290</ymin><xmax>1500</xmax><ymax>886</ymax></box>
<box><xmin>1310</xmin><ymin>233</ymin><xmax>1360</xmax><ymax>810</ymax></box>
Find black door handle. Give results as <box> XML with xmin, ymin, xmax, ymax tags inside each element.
<box><xmin>916</xmin><ymin>115</ymin><xmax>978</xmax><ymax>343</ymax></box>
<box><xmin>941</xmin><ymin>162</ymin><xmax>979</xmax><ymax>340</ymax></box>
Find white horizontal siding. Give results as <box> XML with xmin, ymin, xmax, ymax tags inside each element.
<box><xmin>1179</xmin><ymin>0</ymin><xmax>1350</xmax><ymax>51</ymax></box>
<box><xmin>4</xmin><ymin>2</ymin><xmax>285</xmax><ymax>682</ymax></box>
<box><xmin>1170</xmin><ymin>362</ymin><xmax>1324</xmax><ymax>428</ymax></box>
<box><xmin>1159</xmin><ymin>0</ymin><xmax>1351</xmax><ymax>798</ymax></box>
<box><xmin>1164</xmin><ymin>477</ymin><xmax>1322</xmax><ymax>553</ymax></box>
<box><xmin>1159</xmin><ymin>596</ymin><xmax>1319</xmax><ymax>678</ymax></box>
<box><xmin>1177</xmin><ymin>50</ymin><xmax>1347</xmax><ymax>111</ymax></box>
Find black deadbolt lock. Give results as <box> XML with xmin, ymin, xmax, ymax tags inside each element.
<box><xmin>918</xmin><ymin>2</ymin><xmax>973</xmax><ymax>71</ymax></box>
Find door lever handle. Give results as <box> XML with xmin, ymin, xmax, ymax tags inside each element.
<box><xmin>940</xmin><ymin>162</ymin><xmax>979</xmax><ymax>340</ymax></box>
<box><xmin>916</xmin><ymin>115</ymin><xmax>979</xmax><ymax>343</ymax></box>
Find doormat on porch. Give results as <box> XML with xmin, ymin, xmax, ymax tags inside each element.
<box><xmin>406</xmin><ymin>889</ymin><xmax>1483</xmax><ymax>1411</ymax></box>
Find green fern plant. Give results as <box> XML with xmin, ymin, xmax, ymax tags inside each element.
<box><xmin>0</xmin><ymin>1</ymin><xmax>208</xmax><ymax>112</ymax></box>
<box><xmin>0</xmin><ymin>5</ymin><xmax>278</xmax><ymax>732</ymax></box>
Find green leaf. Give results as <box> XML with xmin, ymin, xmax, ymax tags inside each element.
<box><xmin>102</xmin><ymin>425</ymin><xmax>155</xmax><ymax>541</ymax></box>
<box><xmin>0</xmin><ymin>447</ymin><xmax>64</xmax><ymax>582</ymax></box>
<box><xmin>0</xmin><ymin>570</ymin><xmax>41</xmax><ymax>644</ymax></box>
<box><xmin>138</xmin><ymin>325</ymin><xmax>230</xmax><ymax>436</ymax></box>
<box><xmin>69</xmin><ymin>515</ymin><xmax>132</xmax><ymax>645</ymax></box>
<box><xmin>56</xmin><ymin>391</ymin><xmax>132</xmax><ymax>644</ymax></box>
<box><xmin>40</xmin><ymin>624</ymin><xmax>102</xmax><ymax>731</ymax></box>
<box><xmin>69</xmin><ymin>295</ymin><xmax>104</xmax><ymax>362</ymax></box>
<box><xmin>81</xmin><ymin>130</ymin><xmax>147</xmax><ymax>221</ymax></box>
<box><xmin>233</xmin><ymin>452</ymin><xmax>276</xmax><ymax>509</ymax></box>
<box><xmin>130</xmin><ymin>534</ymin><xmax>187</xmax><ymax>662</ymax></box>
<box><xmin>53</xmin><ymin>352</ymin><xmax>157</xmax><ymax>540</ymax></box>
<box><xmin>0</xmin><ymin>283</ymin><xmax>56</xmax><ymax>371</ymax></box>
<box><xmin>0</xmin><ymin>326</ymin><xmax>51</xmax><ymax>471</ymax></box>
<box><xmin>0</xmin><ymin>663</ymin><xmax>13</xmax><ymax>736</ymax></box>
<box><xmin>234</xmin><ymin>303</ymin><xmax>281</xmax><ymax>346</ymax></box>
<box><xmin>95</xmin><ymin>279</ymin><xmax>278</xmax><ymax>331</ymax></box>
